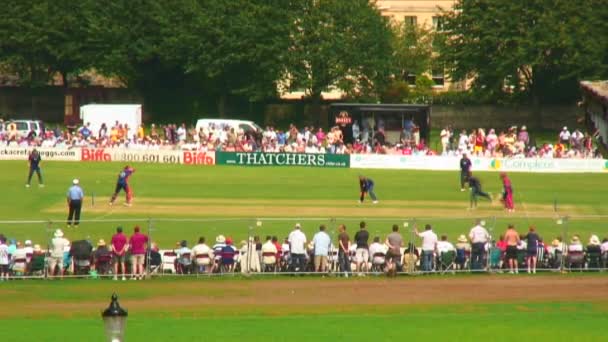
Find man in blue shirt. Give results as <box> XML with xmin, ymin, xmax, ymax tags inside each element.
<box><xmin>26</xmin><ymin>149</ymin><xmax>44</xmax><ymax>188</ymax></box>
<box><xmin>358</xmin><ymin>175</ymin><xmax>378</xmax><ymax>204</ymax></box>
<box><xmin>67</xmin><ymin>179</ymin><xmax>84</xmax><ymax>228</ymax></box>
<box><xmin>110</xmin><ymin>165</ymin><xmax>135</xmax><ymax>207</ymax></box>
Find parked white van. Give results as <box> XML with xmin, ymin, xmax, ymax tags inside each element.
<box><xmin>195</xmin><ymin>119</ymin><xmax>262</xmax><ymax>134</ymax></box>
<box><xmin>4</xmin><ymin>120</ymin><xmax>45</xmax><ymax>138</ymax></box>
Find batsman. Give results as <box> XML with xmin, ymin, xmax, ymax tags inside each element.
<box><xmin>110</xmin><ymin>165</ymin><xmax>135</xmax><ymax>206</ymax></box>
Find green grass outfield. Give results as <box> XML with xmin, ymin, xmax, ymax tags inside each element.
<box><xmin>0</xmin><ymin>276</ymin><xmax>607</xmax><ymax>341</ymax></box>
<box><xmin>1</xmin><ymin>160</ymin><xmax>608</xmax><ymax>341</ymax></box>
<box><xmin>1</xmin><ymin>160</ymin><xmax>607</xmax><ymax>247</ymax></box>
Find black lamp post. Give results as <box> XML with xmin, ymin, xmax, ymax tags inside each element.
<box><xmin>102</xmin><ymin>293</ymin><xmax>128</xmax><ymax>342</ymax></box>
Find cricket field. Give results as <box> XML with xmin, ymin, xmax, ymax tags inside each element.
<box><xmin>0</xmin><ymin>160</ymin><xmax>607</xmax><ymax>341</ymax></box>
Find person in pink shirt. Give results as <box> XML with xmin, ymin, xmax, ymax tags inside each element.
<box><xmin>129</xmin><ymin>225</ymin><xmax>149</xmax><ymax>280</ymax></box>
<box><xmin>316</xmin><ymin>128</ymin><xmax>325</xmax><ymax>144</ymax></box>
<box><xmin>111</xmin><ymin>226</ymin><xmax>128</xmax><ymax>281</ymax></box>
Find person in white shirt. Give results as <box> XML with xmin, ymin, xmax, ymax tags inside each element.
<box><xmin>415</xmin><ymin>224</ymin><xmax>438</xmax><ymax>272</ymax></box>
<box><xmin>191</xmin><ymin>237</ymin><xmax>212</xmax><ymax>273</ymax></box>
<box><xmin>0</xmin><ymin>238</ymin><xmax>9</xmax><ymax>280</ymax></box>
<box><xmin>261</xmin><ymin>236</ymin><xmax>278</xmax><ymax>270</ymax></box>
<box><xmin>368</xmin><ymin>237</ymin><xmax>387</xmax><ymax>266</ymax></box>
<box><xmin>177</xmin><ymin>124</ymin><xmax>187</xmax><ymax>142</ymax></box>
<box><xmin>176</xmin><ymin>240</ymin><xmax>192</xmax><ymax>273</ymax></box>
<box><xmin>23</xmin><ymin>240</ymin><xmax>34</xmax><ymax>259</ymax></box>
<box><xmin>567</xmin><ymin>235</ymin><xmax>583</xmax><ymax>253</ymax></box>
<box><xmin>559</xmin><ymin>127</ymin><xmax>571</xmax><ymax>145</ymax></box>
<box><xmin>469</xmin><ymin>219</ymin><xmax>490</xmax><ymax>270</ymax></box>
<box><xmin>440</xmin><ymin>127</ymin><xmax>450</xmax><ymax>154</ymax></box>
<box><xmin>312</xmin><ymin>225</ymin><xmax>331</xmax><ymax>272</ymax></box>
<box><xmin>49</xmin><ymin>229</ymin><xmax>69</xmax><ymax>278</ymax></box>
<box><xmin>288</xmin><ymin>223</ymin><xmax>307</xmax><ymax>272</ymax></box>
<box><xmin>436</xmin><ymin>235</ymin><xmax>455</xmax><ymax>255</ymax></box>
<box><xmin>11</xmin><ymin>243</ymin><xmax>28</xmax><ymax>274</ymax></box>
<box><xmin>601</xmin><ymin>238</ymin><xmax>608</xmax><ymax>255</ymax></box>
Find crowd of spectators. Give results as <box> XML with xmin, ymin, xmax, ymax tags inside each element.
<box><xmin>1</xmin><ymin>220</ymin><xmax>607</xmax><ymax>280</ymax></box>
<box><xmin>439</xmin><ymin>125</ymin><xmax>601</xmax><ymax>159</ymax></box>
<box><xmin>1</xmin><ymin>118</ymin><xmax>601</xmax><ymax>158</ymax></box>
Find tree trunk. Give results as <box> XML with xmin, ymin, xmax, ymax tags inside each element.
<box><xmin>61</xmin><ymin>71</ymin><xmax>69</xmax><ymax>89</ymax></box>
<box><xmin>218</xmin><ymin>93</ymin><xmax>226</xmax><ymax>118</ymax></box>
<box><xmin>310</xmin><ymin>91</ymin><xmax>324</xmax><ymax>128</ymax></box>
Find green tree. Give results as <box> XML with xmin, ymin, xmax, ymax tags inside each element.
<box><xmin>282</xmin><ymin>0</ymin><xmax>393</xmax><ymax>103</ymax></box>
<box><xmin>0</xmin><ymin>0</ymin><xmax>95</xmax><ymax>87</ymax></box>
<box><xmin>437</xmin><ymin>0</ymin><xmax>608</xmax><ymax>104</ymax></box>
<box><xmin>391</xmin><ymin>20</ymin><xmax>435</xmax><ymax>84</ymax></box>
<box><xmin>90</xmin><ymin>0</ymin><xmax>291</xmax><ymax>117</ymax></box>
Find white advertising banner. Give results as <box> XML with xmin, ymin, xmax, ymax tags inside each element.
<box><xmin>79</xmin><ymin>148</ymin><xmax>188</xmax><ymax>164</ymax></box>
<box><xmin>350</xmin><ymin>154</ymin><xmax>608</xmax><ymax>173</ymax></box>
<box><xmin>0</xmin><ymin>147</ymin><xmax>79</xmax><ymax>161</ymax></box>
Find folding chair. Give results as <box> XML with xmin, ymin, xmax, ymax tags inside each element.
<box><xmin>95</xmin><ymin>253</ymin><xmax>113</xmax><ymax>275</ymax></box>
<box><xmin>567</xmin><ymin>251</ymin><xmax>584</xmax><ymax>272</ymax></box>
<box><xmin>161</xmin><ymin>251</ymin><xmax>177</xmax><ymax>273</ymax></box>
<box><xmin>586</xmin><ymin>251</ymin><xmax>601</xmax><ymax>270</ymax></box>
<box><xmin>28</xmin><ymin>255</ymin><xmax>46</xmax><ymax>276</ymax></box>
<box><xmin>488</xmin><ymin>247</ymin><xmax>502</xmax><ymax>271</ymax></box>
<box><xmin>536</xmin><ymin>247</ymin><xmax>546</xmax><ymax>269</ymax></box>
<box><xmin>455</xmin><ymin>248</ymin><xmax>468</xmax><ymax>270</ymax></box>
<box><xmin>194</xmin><ymin>253</ymin><xmax>211</xmax><ymax>273</ymax></box>
<box><xmin>11</xmin><ymin>257</ymin><xmax>28</xmax><ymax>276</ymax></box>
<box><xmin>439</xmin><ymin>251</ymin><xmax>456</xmax><ymax>274</ymax></box>
<box><xmin>516</xmin><ymin>249</ymin><xmax>526</xmax><ymax>269</ymax></box>
<box><xmin>262</xmin><ymin>252</ymin><xmax>277</xmax><ymax>272</ymax></box>
<box><xmin>370</xmin><ymin>252</ymin><xmax>386</xmax><ymax>273</ymax></box>
<box><xmin>327</xmin><ymin>249</ymin><xmax>339</xmax><ymax>273</ymax></box>
<box><xmin>177</xmin><ymin>253</ymin><xmax>192</xmax><ymax>274</ymax></box>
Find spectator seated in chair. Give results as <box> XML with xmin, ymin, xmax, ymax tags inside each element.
<box><xmin>437</xmin><ymin>235</ymin><xmax>455</xmax><ymax>271</ymax></box>
<box><xmin>261</xmin><ymin>236</ymin><xmax>278</xmax><ymax>272</ymax></box>
<box><xmin>29</xmin><ymin>244</ymin><xmax>45</xmax><ymax>275</ymax></box>
<box><xmin>402</xmin><ymin>242</ymin><xmax>419</xmax><ymax>273</ymax></box>
<box><xmin>94</xmin><ymin>239</ymin><xmax>112</xmax><ymax>275</ymax></box>
<box><xmin>455</xmin><ymin>235</ymin><xmax>471</xmax><ymax>270</ymax></box>
<box><xmin>567</xmin><ymin>235</ymin><xmax>584</xmax><ymax>269</ymax></box>
<box><xmin>369</xmin><ymin>237</ymin><xmax>386</xmax><ymax>272</ymax></box>
<box><xmin>601</xmin><ymin>238</ymin><xmax>608</xmax><ymax>269</ymax></box>
<box><xmin>212</xmin><ymin>235</ymin><xmax>227</xmax><ymax>273</ymax></box>
<box><xmin>146</xmin><ymin>243</ymin><xmax>162</xmax><ymax>274</ymax></box>
<box><xmin>70</xmin><ymin>239</ymin><xmax>93</xmax><ymax>275</ymax></box>
<box><xmin>585</xmin><ymin>235</ymin><xmax>602</xmax><ymax>270</ymax></box>
<box><xmin>176</xmin><ymin>240</ymin><xmax>192</xmax><ymax>274</ymax></box>
<box><xmin>191</xmin><ymin>237</ymin><xmax>212</xmax><ymax>273</ymax></box>
<box><xmin>220</xmin><ymin>237</ymin><xmax>237</xmax><ymax>273</ymax></box>
<box><xmin>11</xmin><ymin>241</ymin><xmax>28</xmax><ymax>276</ymax></box>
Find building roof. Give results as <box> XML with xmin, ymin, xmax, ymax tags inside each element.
<box><xmin>581</xmin><ymin>81</ymin><xmax>608</xmax><ymax>105</ymax></box>
<box><xmin>330</xmin><ymin>103</ymin><xmax>430</xmax><ymax>112</ymax></box>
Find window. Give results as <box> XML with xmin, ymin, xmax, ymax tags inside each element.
<box><xmin>15</xmin><ymin>122</ymin><xmax>28</xmax><ymax>130</ymax></box>
<box><xmin>432</xmin><ymin>16</ymin><xmax>445</xmax><ymax>31</ymax></box>
<box><xmin>403</xmin><ymin>72</ymin><xmax>416</xmax><ymax>86</ymax></box>
<box><xmin>403</xmin><ymin>16</ymin><xmax>417</xmax><ymax>26</ymax></box>
<box><xmin>431</xmin><ymin>66</ymin><xmax>445</xmax><ymax>87</ymax></box>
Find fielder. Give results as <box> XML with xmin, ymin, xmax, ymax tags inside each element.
<box><xmin>110</xmin><ymin>165</ymin><xmax>135</xmax><ymax>206</ymax></box>
<box><xmin>467</xmin><ymin>172</ymin><xmax>491</xmax><ymax>209</ymax></box>
<box><xmin>459</xmin><ymin>153</ymin><xmax>471</xmax><ymax>191</ymax></box>
<box><xmin>358</xmin><ymin>176</ymin><xmax>378</xmax><ymax>204</ymax></box>
<box><xmin>26</xmin><ymin>148</ymin><xmax>44</xmax><ymax>187</ymax></box>
<box><xmin>500</xmin><ymin>172</ymin><xmax>514</xmax><ymax>212</ymax></box>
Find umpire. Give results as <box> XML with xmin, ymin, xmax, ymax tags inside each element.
<box><xmin>67</xmin><ymin>178</ymin><xmax>84</xmax><ymax>228</ymax></box>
